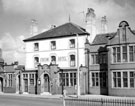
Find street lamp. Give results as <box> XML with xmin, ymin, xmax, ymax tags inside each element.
<box><xmin>76</xmin><ymin>33</ymin><xmax>80</xmax><ymax>97</ymax></box>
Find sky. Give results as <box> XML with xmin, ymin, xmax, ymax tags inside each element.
<box><xmin>0</xmin><ymin>0</ymin><xmax>135</xmax><ymax>65</ymax></box>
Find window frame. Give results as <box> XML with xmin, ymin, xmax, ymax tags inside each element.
<box><xmin>51</xmin><ymin>41</ymin><xmax>56</xmax><ymax>50</ymax></box>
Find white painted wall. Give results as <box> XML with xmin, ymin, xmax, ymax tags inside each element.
<box><xmin>25</xmin><ymin>35</ymin><xmax>87</xmax><ymax>70</ymax></box>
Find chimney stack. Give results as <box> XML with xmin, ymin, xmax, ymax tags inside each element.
<box><xmin>85</xmin><ymin>8</ymin><xmax>96</xmax><ymax>43</ymax></box>
<box><xmin>101</xmin><ymin>16</ymin><xmax>108</xmax><ymax>33</ymax></box>
<box><xmin>30</xmin><ymin>19</ymin><xmax>38</xmax><ymax>36</ymax></box>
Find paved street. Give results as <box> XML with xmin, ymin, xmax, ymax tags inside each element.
<box><xmin>0</xmin><ymin>95</ymin><xmax>63</xmax><ymax>106</ymax></box>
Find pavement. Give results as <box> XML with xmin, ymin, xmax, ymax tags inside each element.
<box><xmin>1</xmin><ymin>92</ymin><xmax>135</xmax><ymax>100</ymax></box>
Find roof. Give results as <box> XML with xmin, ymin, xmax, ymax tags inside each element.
<box><xmin>4</xmin><ymin>65</ymin><xmax>15</xmax><ymax>72</ymax></box>
<box><xmin>92</xmin><ymin>32</ymin><xmax>116</xmax><ymax>45</ymax></box>
<box><xmin>24</xmin><ymin>22</ymin><xmax>89</xmax><ymax>42</ymax></box>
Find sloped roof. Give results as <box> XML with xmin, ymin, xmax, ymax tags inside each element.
<box><xmin>92</xmin><ymin>32</ymin><xmax>116</xmax><ymax>45</ymax></box>
<box><xmin>24</xmin><ymin>22</ymin><xmax>89</xmax><ymax>42</ymax></box>
<box><xmin>4</xmin><ymin>65</ymin><xmax>15</xmax><ymax>72</ymax></box>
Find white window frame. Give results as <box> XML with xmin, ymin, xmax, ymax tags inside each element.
<box><xmin>112</xmin><ymin>70</ymin><xmax>135</xmax><ymax>89</ymax></box>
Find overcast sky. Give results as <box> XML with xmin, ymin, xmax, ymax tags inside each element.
<box><xmin>0</xmin><ymin>0</ymin><xmax>135</xmax><ymax>64</ymax></box>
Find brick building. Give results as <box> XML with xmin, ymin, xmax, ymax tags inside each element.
<box><xmin>85</xmin><ymin>20</ymin><xmax>135</xmax><ymax>97</ymax></box>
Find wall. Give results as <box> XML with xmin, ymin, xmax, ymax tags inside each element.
<box><xmin>25</xmin><ymin>35</ymin><xmax>87</xmax><ymax>70</ymax></box>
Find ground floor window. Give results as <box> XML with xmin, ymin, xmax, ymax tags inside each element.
<box><xmin>112</xmin><ymin>70</ymin><xmax>135</xmax><ymax>88</ymax></box>
<box><xmin>29</xmin><ymin>74</ymin><xmax>35</xmax><ymax>85</ymax></box>
<box><xmin>91</xmin><ymin>71</ymin><xmax>107</xmax><ymax>87</ymax></box>
<box><xmin>8</xmin><ymin>74</ymin><xmax>13</xmax><ymax>87</ymax></box>
<box><xmin>59</xmin><ymin>72</ymin><xmax>77</xmax><ymax>87</ymax></box>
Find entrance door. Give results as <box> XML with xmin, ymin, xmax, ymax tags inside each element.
<box><xmin>44</xmin><ymin>74</ymin><xmax>50</xmax><ymax>92</ymax></box>
<box><xmin>24</xmin><ymin>79</ymin><xmax>28</xmax><ymax>92</ymax></box>
<box><xmin>0</xmin><ymin>78</ymin><xmax>2</xmax><ymax>92</ymax></box>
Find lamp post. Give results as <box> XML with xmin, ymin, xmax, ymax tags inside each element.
<box><xmin>85</xmin><ymin>48</ymin><xmax>90</xmax><ymax>94</ymax></box>
<box><xmin>76</xmin><ymin>33</ymin><xmax>80</xmax><ymax>97</ymax></box>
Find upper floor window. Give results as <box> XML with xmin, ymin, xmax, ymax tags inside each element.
<box><xmin>122</xmin><ymin>46</ymin><xmax>127</xmax><ymax>62</ymax></box>
<box><xmin>51</xmin><ymin>41</ymin><xmax>56</xmax><ymax>50</ymax></box>
<box><xmin>112</xmin><ymin>45</ymin><xmax>135</xmax><ymax>63</ymax></box>
<box><xmin>34</xmin><ymin>57</ymin><xmax>39</xmax><ymax>68</ymax></box>
<box><xmin>51</xmin><ymin>56</ymin><xmax>56</xmax><ymax>64</ymax></box>
<box><xmin>70</xmin><ymin>55</ymin><xmax>75</xmax><ymax>67</ymax></box>
<box><xmin>34</xmin><ymin>43</ymin><xmax>39</xmax><ymax>51</ymax></box>
<box><xmin>69</xmin><ymin>39</ymin><xmax>75</xmax><ymax>48</ymax></box>
<box><xmin>99</xmin><ymin>53</ymin><xmax>107</xmax><ymax>64</ymax></box>
<box><xmin>129</xmin><ymin>46</ymin><xmax>135</xmax><ymax>62</ymax></box>
<box><xmin>91</xmin><ymin>54</ymin><xmax>99</xmax><ymax>65</ymax></box>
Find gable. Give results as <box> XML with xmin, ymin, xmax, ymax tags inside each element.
<box><xmin>109</xmin><ymin>21</ymin><xmax>135</xmax><ymax>45</ymax></box>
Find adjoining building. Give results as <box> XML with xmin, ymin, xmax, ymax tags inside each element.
<box><xmin>85</xmin><ymin>20</ymin><xmax>135</xmax><ymax>97</ymax></box>
<box><xmin>23</xmin><ymin>22</ymin><xmax>89</xmax><ymax>95</ymax></box>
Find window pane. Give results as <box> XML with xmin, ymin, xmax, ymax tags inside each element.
<box><xmin>122</xmin><ymin>46</ymin><xmax>127</xmax><ymax>62</ymax></box>
<box><xmin>123</xmin><ymin>72</ymin><xmax>128</xmax><ymax>87</ymax></box>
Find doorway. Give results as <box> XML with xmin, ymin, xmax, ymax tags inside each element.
<box><xmin>24</xmin><ymin>79</ymin><xmax>28</xmax><ymax>92</ymax></box>
<box><xmin>44</xmin><ymin>74</ymin><xmax>50</xmax><ymax>92</ymax></box>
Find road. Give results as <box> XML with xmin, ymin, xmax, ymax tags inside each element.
<box><xmin>0</xmin><ymin>95</ymin><xmax>63</xmax><ymax>106</ymax></box>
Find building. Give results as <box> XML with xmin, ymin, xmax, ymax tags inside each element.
<box><xmin>23</xmin><ymin>22</ymin><xmax>89</xmax><ymax>95</ymax></box>
<box><xmin>85</xmin><ymin>20</ymin><xmax>135</xmax><ymax>97</ymax></box>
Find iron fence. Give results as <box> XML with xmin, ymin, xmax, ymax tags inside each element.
<box><xmin>64</xmin><ymin>97</ymin><xmax>135</xmax><ymax>106</ymax></box>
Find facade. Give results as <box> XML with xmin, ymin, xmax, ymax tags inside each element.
<box><xmin>85</xmin><ymin>20</ymin><xmax>135</xmax><ymax>97</ymax></box>
<box><xmin>23</xmin><ymin>22</ymin><xmax>89</xmax><ymax>95</ymax></box>
<box><xmin>0</xmin><ymin>61</ymin><xmax>24</xmax><ymax>94</ymax></box>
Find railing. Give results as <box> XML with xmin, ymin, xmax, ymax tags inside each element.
<box><xmin>64</xmin><ymin>97</ymin><xmax>135</xmax><ymax>106</ymax></box>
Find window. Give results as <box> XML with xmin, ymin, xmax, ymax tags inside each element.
<box><xmin>51</xmin><ymin>56</ymin><xmax>56</xmax><ymax>64</ymax></box>
<box><xmin>100</xmin><ymin>53</ymin><xmax>107</xmax><ymax>64</ymax></box>
<box><xmin>122</xmin><ymin>46</ymin><xmax>127</xmax><ymax>62</ymax></box>
<box><xmin>91</xmin><ymin>54</ymin><xmax>99</xmax><ymax>65</ymax></box>
<box><xmin>91</xmin><ymin>72</ymin><xmax>99</xmax><ymax>87</ymax></box>
<box><xmin>91</xmin><ymin>72</ymin><xmax>107</xmax><ymax>87</ymax></box>
<box><xmin>59</xmin><ymin>72</ymin><xmax>77</xmax><ymax>87</ymax></box>
<box><xmin>129</xmin><ymin>46</ymin><xmax>135</xmax><ymax>62</ymax></box>
<box><xmin>34</xmin><ymin>43</ymin><xmax>39</xmax><ymax>51</ymax></box>
<box><xmin>23</xmin><ymin>74</ymin><xmax>28</xmax><ymax>79</ymax></box>
<box><xmin>69</xmin><ymin>39</ymin><xmax>75</xmax><ymax>48</ymax></box>
<box><xmin>51</xmin><ymin>41</ymin><xmax>56</xmax><ymax>50</ymax></box>
<box><xmin>112</xmin><ymin>45</ymin><xmax>135</xmax><ymax>63</ymax></box>
<box><xmin>123</xmin><ymin>72</ymin><xmax>128</xmax><ymax>87</ymax></box>
<box><xmin>8</xmin><ymin>74</ymin><xmax>12</xmax><ymax>87</ymax></box>
<box><xmin>34</xmin><ymin>57</ymin><xmax>39</xmax><ymax>68</ymax></box>
<box><xmin>112</xmin><ymin>71</ymin><xmax>135</xmax><ymax>88</ymax></box>
<box><xmin>112</xmin><ymin>46</ymin><xmax>121</xmax><ymax>63</ymax></box>
<box><xmin>130</xmin><ymin>72</ymin><xmax>134</xmax><ymax>88</ymax></box>
<box><xmin>113</xmin><ymin>72</ymin><xmax>121</xmax><ymax>88</ymax></box>
<box><xmin>70</xmin><ymin>73</ymin><xmax>76</xmax><ymax>86</ymax></box>
<box><xmin>29</xmin><ymin>74</ymin><xmax>34</xmax><ymax>85</ymax></box>
<box><xmin>70</xmin><ymin>55</ymin><xmax>75</xmax><ymax>67</ymax></box>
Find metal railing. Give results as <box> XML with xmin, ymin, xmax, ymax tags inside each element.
<box><xmin>64</xmin><ymin>97</ymin><xmax>135</xmax><ymax>106</ymax></box>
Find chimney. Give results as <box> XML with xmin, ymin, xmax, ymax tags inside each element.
<box><xmin>30</xmin><ymin>19</ymin><xmax>38</xmax><ymax>36</ymax></box>
<box><xmin>85</xmin><ymin>8</ymin><xmax>96</xmax><ymax>44</ymax></box>
<box><xmin>50</xmin><ymin>25</ymin><xmax>56</xmax><ymax>29</ymax></box>
<box><xmin>101</xmin><ymin>16</ymin><xmax>108</xmax><ymax>33</ymax></box>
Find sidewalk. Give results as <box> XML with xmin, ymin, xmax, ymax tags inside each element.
<box><xmin>0</xmin><ymin>92</ymin><xmax>63</xmax><ymax>99</ymax></box>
